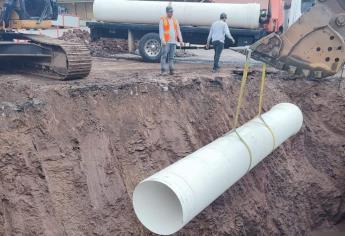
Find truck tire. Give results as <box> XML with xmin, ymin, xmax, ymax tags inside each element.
<box><xmin>139</xmin><ymin>33</ymin><xmax>162</xmax><ymax>62</ymax></box>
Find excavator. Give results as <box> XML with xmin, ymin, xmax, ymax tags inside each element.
<box><xmin>250</xmin><ymin>0</ymin><xmax>345</xmax><ymax>79</ymax></box>
<box><xmin>0</xmin><ymin>0</ymin><xmax>91</xmax><ymax>79</ymax></box>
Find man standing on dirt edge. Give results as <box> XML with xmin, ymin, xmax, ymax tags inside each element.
<box><xmin>207</xmin><ymin>13</ymin><xmax>235</xmax><ymax>73</ymax></box>
<box><xmin>159</xmin><ymin>6</ymin><xmax>184</xmax><ymax>75</ymax></box>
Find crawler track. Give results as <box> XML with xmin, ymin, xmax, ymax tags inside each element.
<box><xmin>15</xmin><ymin>34</ymin><xmax>92</xmax><ymax>80</ymax></box>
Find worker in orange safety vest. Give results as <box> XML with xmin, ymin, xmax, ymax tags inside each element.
<box><xmin>159</xmin><ymin>6</ymin><xmax>184</xmax><ymax>75</ymax></box>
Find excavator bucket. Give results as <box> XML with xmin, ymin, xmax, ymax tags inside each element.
<box><xmin>250</xmin><ymin>0</ymin><xmax>345</xmax><ymax>78</ymax></box>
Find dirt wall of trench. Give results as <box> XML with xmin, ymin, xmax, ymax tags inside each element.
<box><xmin>0</xmin><ymin>73</ymin><xmax>344</xmax><ymax>235</ymax></box>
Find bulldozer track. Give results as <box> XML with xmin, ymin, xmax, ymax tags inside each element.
<box><xmin>23</xmin><ymin>34</ymin><xmax>92</xmax><ymax>80</ymax></box>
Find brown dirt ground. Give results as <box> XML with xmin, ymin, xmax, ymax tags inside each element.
<box><xmin>0</xmin><ymin>58</ymin><xmax>344</xmax><ymax>236</ymax></box>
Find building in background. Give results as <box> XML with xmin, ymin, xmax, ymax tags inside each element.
<box><xmin>57</xmin><ymin>0</ymin><xmax>94</xmax><ymax>21</ymax></box>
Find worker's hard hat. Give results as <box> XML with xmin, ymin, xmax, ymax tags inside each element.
<box><xmin>166</xmin><ymin>6</ymin><xmax>174</xmax><ymax>13</ymax></box>
<box><xmin>220</xmin><ymin>13</ymin><xmax>228</xmax><ymax>19</ymax></box>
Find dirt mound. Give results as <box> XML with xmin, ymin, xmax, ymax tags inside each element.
<box><xmin>59</xmin><ymin>29</ymin><xmax>129</xmax><ymax>57</ymax></box>
<box><xmin>59</xmin><ymin>29</ymin><xmax>194</xmax><ymax>58</ymax></box>
<box><xmin>0</xmin><ymin>62</ymin><xmax>344</xmax><ymax>235</ymax></box>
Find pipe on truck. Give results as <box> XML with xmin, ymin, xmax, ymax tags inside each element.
<box><xmin>133</xmin><ymin>103</ymin><xmax>303</xmax><ymax>235</ymax></box>
<box><xmin>93</xmin><ymin>0</ymin><xmax>261</xmax><ymax>29</ymax></box>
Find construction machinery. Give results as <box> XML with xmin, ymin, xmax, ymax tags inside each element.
<box><xmin>0</xmin><ymin>0</ymin><xmax>91</xmax><ymax>80</ymax></box>
<box><xmin>250</xmin><ymin>0</ymin><xmax>345</xmax><ymax>79</ymax></box>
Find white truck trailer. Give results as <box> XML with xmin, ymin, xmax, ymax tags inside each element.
<box><xmin>87</xmin><ymin>0</ymin><xmax>272</xmax><ymax>62</ymax></box>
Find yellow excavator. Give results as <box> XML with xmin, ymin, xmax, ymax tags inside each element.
<box><xmin>250</xmin><ymin>0</ymin><xmax>345</xmax><ymax>79</ymax></box>
<box><xmin>0</xmin><ymin>0</ymin><xmax>91</xmax><ymax>80</ymax></box>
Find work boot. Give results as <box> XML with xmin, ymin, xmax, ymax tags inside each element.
<box><xmin>212</xmin><ymin>66</ymin><xmax>221</xmax><ymax>73</ymax></box>
<box><xmin>160</xmin><ymin>70</ymin><xmax>168</xmax><ymax>76</ymax></box>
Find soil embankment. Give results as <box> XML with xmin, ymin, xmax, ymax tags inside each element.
<box><xmin>0</xmin><ymin>60</ymin><xmax>344</xmax><ymax>235</ymax></box>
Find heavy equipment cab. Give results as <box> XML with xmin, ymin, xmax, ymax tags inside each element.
<box><xmin>1</xmin><ymin>0</ymin><xmax>58</xmax><ymax>26</ymax></box>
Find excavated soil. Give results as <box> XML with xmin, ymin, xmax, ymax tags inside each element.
<box><xmin>0</xmin><ymin>59</ymin><xmax>344</xmax><ymax>235</ymax></box>
<box><xmin>59</xmin><ymin>29</ymin><xmax>195</xmax><ymax>58</ymax></box>
<box><xmin>59</xmin><ymin>30</ymin><xmax>129</xmax><ymax>57</ymax></box>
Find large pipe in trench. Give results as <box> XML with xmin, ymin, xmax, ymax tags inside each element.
<box><xmin>93</xmin><ymin>0</ymin><xmax>261</xmax><ymax>29</ymax></box>
<box><xmin>133</xmin><ymin>103</ymin><xmax>303</xmax><ymax>235</ymax></box>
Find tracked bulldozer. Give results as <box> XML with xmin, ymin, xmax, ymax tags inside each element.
<box><xmin>250</xmin><ymin>0</ymin><xmax>345</xmax><ymax>79</ymax></box>
<box><xmin>0</xmin><ymin>0</ymin><xmax>91</xmax><ymax>80</ymax></box>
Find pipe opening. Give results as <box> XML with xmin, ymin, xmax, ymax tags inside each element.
<box><xmin>133</xmin><ymin>180</ymin><xmax>183</xmax><ymax>235</ymax></box>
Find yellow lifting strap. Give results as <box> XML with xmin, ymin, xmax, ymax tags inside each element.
<box><xmin>257</xmin><ymin>63</ymin><xmax>277</xmax><ymax>151</ymax></box>
<box><xmin>233</xmin><ymin>53</ymin><xmax>251</xmax><ymax>129</ymax></box>
<box><xmin>258</xmin><ymin>63</ymin><xmax>267</xmax><ymax>116</ymax></box>
<box><xmin>231</xmin><ymin>55</ymin><xmax>276</xmax><ymax>172</ymax></box>
<box><xmin>232</xmin><ymin>50</ymin><xmax>253</xmax><ymax>173</ymax></box>
<box><xmin>233</xmin><ymin>129</ymin><xmax>253</xmax><ymax>173</ymax></box>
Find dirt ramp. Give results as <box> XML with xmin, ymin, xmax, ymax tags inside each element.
<box><xmin>0</xmin><ymin>72</ymin><xmax>344</xmax><ymax>235</ymax></box>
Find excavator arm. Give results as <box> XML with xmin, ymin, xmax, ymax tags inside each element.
<box><xmin>250</xmin><ymin>0</ymin><xmax>345</xmax><ymax>78</ymax></box>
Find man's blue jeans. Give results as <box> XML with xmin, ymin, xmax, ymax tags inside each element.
<box><xmin>213</xmin><ymin>40</ymin><xmax>224</xmax><ymax>70</ymax></box>
<box><xmin>161</xmin><ymin>43</ymin><xmax>176</xmax><ymax>73</ymax></box>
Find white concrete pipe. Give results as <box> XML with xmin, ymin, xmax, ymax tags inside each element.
<box><xmin>94</xmin><ymin>0</ymin><xmax>261</xmax><ymax>29</ymax></box>
<box><xmin>133</xmin><ymin>103</ymin><xmax>303</xmax><ymax>235</ymax></box>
